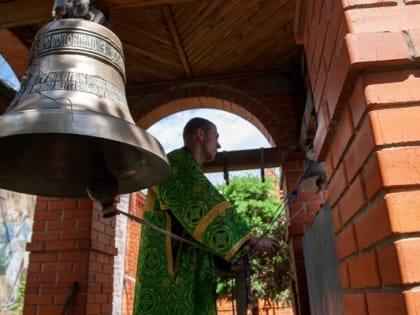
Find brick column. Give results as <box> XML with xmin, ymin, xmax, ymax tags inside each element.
<box><xmin>295</xmin><ymin>1</ymin><xmax>420</xmax><ymax>314</ymax></box>
<box><xmin>281</xmin><ymin>152</ymin><xmax>326</xmax><ymax>315</ymax></box>
<box><xmin>122</xmin><ymin>192</ymin><xmax>145</xmax><ymax>315</ymax></box>
<box><xmin>24</xmin><ymin>197</ymin><xmax>117</xmax><ymax>315</ymax></box>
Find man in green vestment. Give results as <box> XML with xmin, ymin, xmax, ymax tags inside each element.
<box><xmin>133</xmin><ymin>117</ymin><xmax>279</xmax><ymax>315</ymax></box>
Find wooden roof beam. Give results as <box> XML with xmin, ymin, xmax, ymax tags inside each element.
<box><xmin>162</xmin><ymin>5</ymin><xmax>193</xmax><ymax>79</ymax></box>
<box><xmin>0</xmin><ymin>1</ymin><xmax>52</xmax><ymax>28</ymax></box>
<box><xmin>103</xmin><ymin>0</ymin><xmax>198</xmax><ymax>9</ymax></box>
<box><xmin>0</xmin><ymin>0</ymin><xmax>198</xmax><ymax>28</ymax></box>
<box><xmin>202</xmin><ymin>146</ymin><xmax>297</xmax><ymax>173</ymax></box>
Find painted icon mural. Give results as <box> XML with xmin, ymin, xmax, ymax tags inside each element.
<box><xmin>0</xmin><ymin>190</ymin><xmax>35</xmax><ymax>312</ymax></box>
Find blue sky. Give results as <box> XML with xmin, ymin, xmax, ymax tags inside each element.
<box><xmin>0</xmin><ymin>54</ymin><xmax>20</xmax><ymax>90</ymax></box>
<box><xmin>146</xmin><ymin>108</ymin><xmax>276</xmax><ymax>185</ymax></box>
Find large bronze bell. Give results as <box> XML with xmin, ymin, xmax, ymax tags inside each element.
<box><xmin>0</xmin><ymin>18</ymin><xmax>170</xmax><ymax>201</ymax></box>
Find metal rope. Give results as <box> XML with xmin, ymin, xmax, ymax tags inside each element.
<box><xmin>113</xmin><ymin>208</ymin><xmax>212</xmax><ymax>253</ymax></box>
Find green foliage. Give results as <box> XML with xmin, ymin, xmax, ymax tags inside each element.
<box><xmin>0</xmin><ymin>252</ymin><xmax>7</xmax><ymax>275</ymax></box>
<box><xmin>216</xmin><ymin>174</ymin><xmax>290</xmax><ymax>304</ymax></box>
<box><xmin>11</xmin><ymin>275</ymin><xmax>26</xmax><ymax>314</ymax></box>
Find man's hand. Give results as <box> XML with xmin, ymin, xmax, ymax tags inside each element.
<box><xmin>247</xmin><ymin>236</ymin><xmax>280</xmax><ymax>258</ymax></box>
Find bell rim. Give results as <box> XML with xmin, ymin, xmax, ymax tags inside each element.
<box><xmin>0</xmin><ymin>109</ymin><xmax>170</xmax><ymax>197</ymax></box>
<box><xmin>0</xmin><ymin>108</ymin><xmax>166</xmax><ymax>157</ymax></box>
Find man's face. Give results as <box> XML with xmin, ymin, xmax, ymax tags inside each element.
<box><xmin>202</xmin><ymin>126</ymin><xmax>221</xmax><ymax>162</ymax></box>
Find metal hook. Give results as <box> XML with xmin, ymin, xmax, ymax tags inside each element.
<box><xmin>223</xmin><ymin>150</ymin><xmax>229</xmax><ymax>185</ymax></box>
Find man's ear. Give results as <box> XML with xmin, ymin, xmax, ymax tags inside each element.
<box><xmin>196</xmin><ymin>128</ymin><xmax>205</xmax><ymax>141</ymax></box>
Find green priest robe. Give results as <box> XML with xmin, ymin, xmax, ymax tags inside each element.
<box><xmin>133</xmin><ymin>148</ymin><xmax>253</xmax><ymax>315</ymax></box>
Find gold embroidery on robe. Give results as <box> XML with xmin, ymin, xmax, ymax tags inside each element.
<box><xmin>192</xmin><ymin>200</ymin><xmax>231</xmax><ymax>241</ymax></box>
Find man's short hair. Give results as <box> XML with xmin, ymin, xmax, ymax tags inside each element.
<box><xmin>183</xmin><ymin>117</ymin><xmax>215</xmax><ymax>145</ymax></box>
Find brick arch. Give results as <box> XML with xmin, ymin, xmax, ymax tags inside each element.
<box><xmin>137</xmin><ymin>96</ymin><xmax>275</xmax><ymax>147</ymax></box>
<box><xmin>131</xmin><ymin>81</ymin><xmax>296</xmax><ymax>147</ymax></box>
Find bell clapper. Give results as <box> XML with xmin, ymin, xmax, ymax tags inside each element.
<box><xmin>86</xmin><ymin>140</ymin><xmax>119</xmax><ymax>218</ymax></box>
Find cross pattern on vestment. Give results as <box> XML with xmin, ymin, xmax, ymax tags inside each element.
<box><xmin>213</xmin><ymin>229</ymin><xmax>229</xmax><ymax>249</ymax></box>
<box><xmin>140</xmin><ymin>292</ymin><xmax>155</xmax><ymax>312</ymax></box>
<box><xmin>144</xmin><ymin>252</ymin><xmax>159</xmax><ymax>270</ymax></box>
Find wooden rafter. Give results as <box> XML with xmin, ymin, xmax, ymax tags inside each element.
<box><xmin>162</xmin><ymin>5</ymin><xmax>193</xmax><ymax>79</ymax></box>
<box><xmin>203</xmin><ymin>146</ymin><xmax>297</xmax><ymax>173</ymax></box>
<box><xmin>0</xmin><ymin>0</ymin><xmax>198</xmax><ymax>28</ymax></box>
<box><xmin>103</xmin><ymin>0</ymin><xmax>197</xmax><ymax>9</ymax></box>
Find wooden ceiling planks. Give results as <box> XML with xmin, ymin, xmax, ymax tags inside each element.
<box><xmin>0</xmin><ymin>0</ymin><xmax>51</xmax><ymax>28</ymax></box>
<box><xmin>172</xmin><ymin>0</ymin><xmax>224</xmax><ymax>39</ymax></box>
<box><xmin>109</xmin><ymin>5</ymin><xmax>186</xmax><ymax>83</ymax></box>
<box><xmin>162</xmin><ymin>5</ymin><xmax>193</xmax><ymax>78</ymax></box>
<box><xmin>123</xmin><ymin>44</ymin><xmax>184</xmax><ymax>83</ymax></box>
<box><xmin>172</xmin><ymin>0</ymin><xmax>296</xmax><ymax>76</ymax></box>
<box><xmin>102</xmin><ymin>0</ymin><xmax>198</xmax><ymax>9</ymax></box>
<box><xmin>175</xmin><ymin>0</ymin><xmax>240</xmax><ymax>53</ymax></box>
<box><xmin>220</xmin><ymin>6</ymin><xmax>295</xmax><ymax>73</ymax></box>
<box><xmin>185</xmin><ymin>2</ymin><xmax>260</xmax><ymax>70</ymax></box>
<box><xmin>0</xmin><ymin>0</ymin><xmax>298</xmax><ymax>85</ymax></box>
<box><xmin>110</xmin><ymin>6</ymin><xmax>169</xmax><ymax>43</ymax></box>
<box><xmin>211</xmin><ymin>1</ymin><xmax>294</xmax><ymax>73</ymax></box>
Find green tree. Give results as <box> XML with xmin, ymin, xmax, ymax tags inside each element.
<box><xmin>216</xmin><ymin>174</ymin><xmax>290</xmax><ymax>305</ymax></box>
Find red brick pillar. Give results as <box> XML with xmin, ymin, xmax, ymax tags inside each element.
<box><xmin>122</xmin><ymin>192</ymin><xmax>145</xmax><ymax>315</ymax></box>
<box><xmin>24</xmin><ymin>197</ymin><xmax>117</xmax><ymax>315</ymax></box>
<box><xmin>295</xmin><ymin>1</ymin><xmax>420</xmax><ymax>314</ymax></box>
<box><xmin>281</xmin><ymin>152</ymin><xmax>326</xmax><ymax>315</ymax></box>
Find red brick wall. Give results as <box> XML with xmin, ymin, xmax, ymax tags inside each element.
<box><xmin>127</xmin><ymin>74</ymin><xmax>299</xmax><ymax>149</ymax></box>
<box><xmin>122</xmin><ymin>192</ymin><xmax>145</xmax><ymax>315</ymax></box>
<box><xmin>295</xmin><ymin>1</ymin><xmax>420</xmax><ymax>314</ymax></box>
<box><xmin>25</xmin><ymin>197</ymin><xmax>117</xmax><ymax>315</ymax></box>
<box><xmin>217</xmin><ymin>299</ymin><xmax>293</xmax><ymax>314</ymax></box>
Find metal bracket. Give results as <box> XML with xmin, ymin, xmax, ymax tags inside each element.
<box><xmin>260</xmin><ymin>147</ymin><xmax>265</xmax><ymax>182</ymax></box>
<box><xmin>223</xmin><ymin>150</ymin><xmax>229</xmax><ymax>185</ymax></box>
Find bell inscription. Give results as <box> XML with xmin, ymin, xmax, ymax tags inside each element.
<box><xmin>22</xmin><ymin>71</ymin><xmax>127</xmax><ymax>105</ymax></box>
<box><xmin>30</xmin><ymin>29</ymin><xmax>125</xmax><ymax>79</ymax></box>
